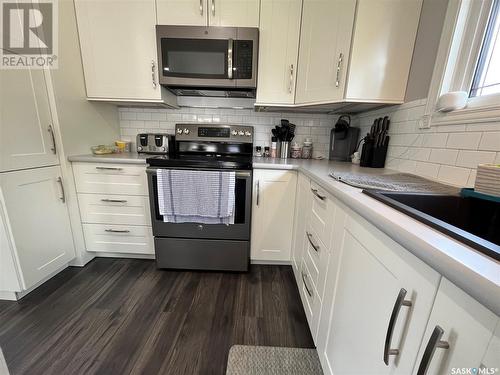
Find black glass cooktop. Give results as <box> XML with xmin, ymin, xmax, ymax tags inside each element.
<box><xmin>147</xmin><ymin>154</ymin><xmax>253</xmax><ymax>170</ymax></box>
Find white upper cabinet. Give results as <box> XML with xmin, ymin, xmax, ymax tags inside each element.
<box><xmin>0</xmin><ymin>69</ymin><xmax>59</xmax><ymax>172</ymax></box>
<box><xmin>157</xmin><ymin>0</ymin><xmax>260</xmax><ymax>27</ymax></box>
<box><xmin>156</xmin><ymin>0</ymin><xmax>207</xmax><ymax>25</ymax></box>
<box><xmin>251</xmin><ymin>169</ymin><xmax>297</xmax><ymax>261</ymax></box>
<box><xmin>208</xmin><ymin>0</ymin><xmax>260</xmax><ymax>27</ymax></box>
<box><xmin>74</xmin><ymin>0</ymin><xmax>176</xmax><ymax>106</ymax></box>
<box><xmin>320</xmin><ymin>213</ymin><xmax>440</xmax><ymax>375</ymax></box>
<box><xmin>413</xmin><ymin>278</ymin><xmax>499</xmax><ymax>375</ymax></box>
<box><xmin>256</xmin><ymin>0</ymin><xmax>302</xmax><ymax>105</ymax></box>
<box><xmin>295</xmin><ymin>0</ymin><xmax>356</xmax><ymax>105</ymax></box>
<box><xmin>0</xmin><ymin>166</ymin><xmax>75</xmax><ymax>290</ymax></box>
<box><xmin>345</xmin><ymin>0</ymin><xmax>422</xmax><ymax>102</ymax></box>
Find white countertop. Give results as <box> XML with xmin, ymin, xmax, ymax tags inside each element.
<box><xmin>69</xmin><ymin>153</ymin><xmax>500</xmax><ymax>314</ymax></box>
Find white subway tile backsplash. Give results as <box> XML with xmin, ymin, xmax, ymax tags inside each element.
<box><xmin>421</xmin><ymin>133</ymin><xmax>448</xmax><ymax>148</ymax></box>
<box><xmin>437</xmin><ymin>165</ymin><xmax>471</xmax><ymax>186</ymax></box>
<box><xmin>429</xmin><ymin>149</ymin><xmax>458</xmax><ymax>165</ymax></box>
<box><xmin>478</xmin><ymin>132</ymin><xmax>500</xmax><ymax>151</ymax></box>
<box><xmin>415</xmin><ymin>161</ymin><xmax>440</xmax><ymax>179</ymax></box>
<box><xmin>446</xmin><ymin>132</ymin><xmax>482</xmax><ymax>150</ymax></box>
<box><xmin>455</xmin><ymin>150</ymin><xmax>496</xmax><ymax>168</ymax></box>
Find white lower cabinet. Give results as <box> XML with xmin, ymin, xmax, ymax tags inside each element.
<box><xmin>291</xmin><ymin>172</ymin><xmax>312</xmax><ymax>278</ymax></box>
<box><xmin>251</xmin><ymin>169</ymin><xmax>297</xmax><ymax>261</ymax></box>
<box><xmin>318</xmin><ymin>211</ymin><xmax>440</xmax><ymax>375</ymax></box>
<box><xmin>73</xmin><ymin>162</ymin><xmax>154</xmax><ymax>255</ymax></box>
<box><xmin>413</xmin><ymin>278</ymin><xmax>499</xmax><ymax>375</ymax></box>
<box><xmin>0</xmin><ymin>166</ymin><xmax>75</xmax><ymax>289</ymax></box>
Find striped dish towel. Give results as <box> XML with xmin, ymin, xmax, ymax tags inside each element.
<box><xmin>157</xmin><ymin>169</ymin><xmax>236</xmax><ymax>224</ymax></box>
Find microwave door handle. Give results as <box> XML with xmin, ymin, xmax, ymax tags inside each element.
<box><xmin>228</xmin><ymin>38</ymin><xmax>233</xmax><ymax>80</ymax></box>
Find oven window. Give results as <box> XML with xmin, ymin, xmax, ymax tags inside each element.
<box><xmin>161</xmin><ymin>38</ymin><xmax>228</xmax><ymax>79</ymax></box>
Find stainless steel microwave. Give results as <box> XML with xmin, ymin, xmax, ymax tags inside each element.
<box><xmin>156</xmin><ymin>26</ymin><xmax>258</xmax><ymax>97</ymax></box>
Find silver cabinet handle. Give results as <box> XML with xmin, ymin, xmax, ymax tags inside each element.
<box><xmin>211</xmin><ymin>0</ymin><xmax>215</xmax><ymax>16</ymax></box>
<box><xmin>227</xmin><ymin>38</ymin><xmax>233</xmax><ymax>79</ymax></box>
<box><xmin>256</xmin><ymin>180</ymin><xmax>260</xmax><ymax>206</ymax></box>
<box><xmin>56</xmin><ymin>177</ymin><xmax>66</xmax><ymax>203</ymax></box>
<box><xmin>302</xmin><ymin>272</ymin><xmax>313</xmax><ymax>297</ymax></box>
<box><xmin>335</xmin><ymin>52</ymin><xmax>343</xmax><ymax>88</ymax></box>
<box><xmin>151</xmin><ymin>60</ymin><xmax>157</xmax><ymax>89</ymax></box>
<box><xmin>306</xmin><ymin>231</ymin><xmax>320</xmax><ymax>252</ymax></box>
<box><xmin>416</xmin><ymin>325</ymin><xmax>450</xmax><ymax>375</ymax></box>
<box><xmin>95</xmin><ymin>166</ymin><xmax>123</xmax><ymax>171</ymax></box>
<box><xmin>104</xmin><ymin>229</ymin><xmax>130</xmax><ymax>233</ymax></box>
<box><xmin>199</xmin><ymin>0</ymin><xmax>203</xmax><ymax>15</ymax></box>
<box><xmin>311</xmin><ymin>188</ymin><xmax>325</xmax><ymax>200</ymax></box>
<box><xmin>288</xmin><ymin>64</ymin><xmax>294</xmax><ymax>93</ymax></box>
<box><xmin>48</xmin><ymin>125</ymin><xmax>57</xmax><ymax>154</ymax></box>
<box><xmin>101</xmin><ymin>199</ymin><xmax>127</xmax><ymax>203</ymax></box>
<box><xmin>383</xmin><ymin>288</ymin><xmax>413</xmax><ymax>365</ymax></box>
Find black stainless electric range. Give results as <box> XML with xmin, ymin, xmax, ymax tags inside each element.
<box><xmin>146</xmin><ymin>123</ymin><xmax>253</xmax><ymax>271</ymax></box>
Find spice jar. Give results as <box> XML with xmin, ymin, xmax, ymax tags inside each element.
<box><xmin>255</xmin><ymin>146</ymin><xmax>262</xmax><ymax>157</ymax></box>
<box><xmin>264</xmin><ymin>146</ymin><xmax>270</xmax><ymax>157</ymax></box>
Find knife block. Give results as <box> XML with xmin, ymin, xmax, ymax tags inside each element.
<box><xmin>360</xmin><ymin>137</ymin><xmax>389</xmax><ymax>168</ymax></box>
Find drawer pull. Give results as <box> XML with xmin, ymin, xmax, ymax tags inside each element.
<box><xmin>104</xmin><ymin>229</ymin><xmax>130</xmax><ymax>233</ymax></box>
<box><xmin>311</xmin><ymin>188</ymin><xmax>326</xmax><ymax>200</ymax></box>
<box><xmin>306</xmin><ymin>231</ymin><xmax>320</xmax><ymax>252</ymax></box>
<box><xmin>101</xmin><ymin>199</ymin><xmax>127</xmax><ymax>203</ymax></box>
<box><xmin>301</xmin><ymin>272</ymin><xmax>313</xmax><ymax>298</ymax></box>
<box><xmin>383</xmin><ymin>288</ymin><xmax>413</xmax><ymax>365</ymax></box>
<box><xmin>95</xmin><ymin>166</ymin><xmax>123</xmax><ymax>171</ymax></box>
<box><xmin>416</xmin><ymin>325</ymin><xmax>450</xmax><ymax>375</ymax></box>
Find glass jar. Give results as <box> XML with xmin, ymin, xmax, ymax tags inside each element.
<box><xmin>291</xmin><ymin>143</ymin><xmax>302</xmax><ymax>159</ymax></box>
<box><xmin>302</xmin><ymin>139</ymin><xmax>313</xmax><ymax>159</ymax></box>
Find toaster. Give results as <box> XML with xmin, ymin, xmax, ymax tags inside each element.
<box><xmin>136</xmin><ymin>133</ymin><xmax>174</xmax><ymax>154</ymax></box>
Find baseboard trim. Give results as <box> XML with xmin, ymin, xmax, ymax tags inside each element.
<box><xmin>251</xmin><ymin>259</ymin><xmax>292</xmax><ymax>266</ymax></box>
<box><xmin>0</xmin><ymin>291</ymin><xmax>18</xmax><ymax>301</ymax></box>
<box><xmin>91</xmin><ymin>252</ymin><xmax>155</xmax><ymax>260</ymax></box>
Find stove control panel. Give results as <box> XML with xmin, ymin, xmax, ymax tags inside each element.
<box><xmin>174</xmin><ymin>124</ymin><xmax>253</xmax><ymax>143</ymax></box>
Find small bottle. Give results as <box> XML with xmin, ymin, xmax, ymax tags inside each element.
<box><xmin>270</xmin><ymin>137</ymin><xmax>278</xmax><ymax>158</ymax></box>
<box><xmin>255</xmin><ymin>146</ymin><xmax>262</xmax><ymax>157</ymax></box>
<box><xmin>264</xmin><ymin>146</ymin><xmax>270</xmax><ymax>157</ymax></box>
<box><xmin>302</xmin><ymin>138</ymin><xmax>313</xmax><ymax>159</ymax></box>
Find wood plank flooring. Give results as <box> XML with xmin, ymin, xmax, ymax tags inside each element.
<box><xmin>0</xmin><ymin>259</ymin><xmax>314</xmax><ymax>375</ymax></box>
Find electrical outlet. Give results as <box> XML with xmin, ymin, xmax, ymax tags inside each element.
<box><xmin>418</xmin><ymin>115</ymin><xmax>431</xmax><ymax>129</ymax></box>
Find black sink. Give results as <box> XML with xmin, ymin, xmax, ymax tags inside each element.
<box><xmin>363</xmin><ymin>190</ymin><xmax>500</xmax><ymax>261</ymax></box>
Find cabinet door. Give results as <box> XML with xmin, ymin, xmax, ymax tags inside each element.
<box><xmin>413</xmin><ymin>278</ymin><xmax>498</xmax><ymax>375</ymax></box>
<box><xmin>255</xmin><ymin>0</ymin><xmax>301</xmax><ymax>105</ymax></box>
<box><xmin>208</xmin><ymin>0</ymin><xmax>260</xmax><ymax>27</ymax></box>
<box><xmin>74</xmin><ymin>0</ymin><xmax>160</xmax><ymax>100</ymax></box>
<box><xmin>0</xmin><ymin>166</ymin><xmax>75</xmax><ymax>289</ymax></box>
<box><xmin>0</xmin><ymin>69</ymin><xmax>59</xmax><ymax>172</ymax></box>
<box><xmin>251</xmin><ymin>169</ymin><xmax>297</xmax><ymax>261</ymax></box>
<box><xmin>295</xmin><ymin>0</ymin><xmax>355</xmax><ymax>105</ymax></box>
<box><xmin>321</xmin><ymin>213</ymin><xmax>440</xmax><ymax>375</ymax></box>
<box><xmin>156</xmin><ymin>0</ymin><xmax>208</xmax><ymax>25</ymax></box>
<box><xmin>291</xmin><ymin>172</ymin><xmax>312</xmax><ymax>277</ymax></box>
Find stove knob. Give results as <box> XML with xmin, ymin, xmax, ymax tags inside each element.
<box><xmin>238</xmin><ymin>130</ymin><xmax>244</xmax><ymax>136</ymax></box>
<box><xmin>137</xmin><ymin>146</ymin><xmax>143</xmax><ymax>151</ymax></box>
<box><xmin>245</xmin><ymin>131</ymin><xmax>252</xmax><ymax>136</ymax></box>
<box><xmin>161</xmin><ymin>147</ymin><xmax>166</xmax><ymax>151</ymax></box>
<box><xmin>183</xmin><ymin>128</ymin><xmax>190</xmax><ymax>135</ymax></box>
<box><xmin>231</xmin><ymin>130</ymin><xmax>238</xmax><ymax>136</ymax></box>
<box><xmin>176</xmin><ymin>128</ymin><xmax>183</xmax><ymax>135</ymax></box>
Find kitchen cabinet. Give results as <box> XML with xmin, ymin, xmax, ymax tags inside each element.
<box><xmin>0</xmin><ymin>69</ymin><xmax>59</xmax><ymax>172</ymax></box>
<box><xmin>0</xmin><ymin>166</ymin><xmax>75</xmax><ymax>290</ymax></box>
<box><xmin>413</xmin><ymin>278</ymin><xmax>499</xmax><ymax>375</ymax></box>
<box><xmin>256</xmin><ymin>0</ymin><xmax>302</xmax><ymax>105</ymax></box>
<box><xmin>291</xmin><ymin>172</ymin><xmax>312</xmax><ymax>278</ymax></box>
<box><xmin>251</xmin><ymin>169</ymin><xmax>297</xmax><ymax>261</ymax></box>
<box><xmin>295</xmin><ymin>0</ymin><xmax>356</xmax><ymax>105</ymax></box>
<box><xmin>74</xmin><ymin>0</ymin><xmax>177</xmax><ymax>106</ymax></box>
<box><xmin>157</xmin><ymin>0</ymin><xmax>260</xmax><ymax>27</ymax></box>
<box><xmin>319</xmin><ymin>212</ymin><xmax>440</xmax><ymax>375</ymax></box>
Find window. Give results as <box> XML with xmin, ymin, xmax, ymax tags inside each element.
<box><xmin>470</xmin><ymin>0</ymin><xmax>500</xmax><ymax>98</ymax></box>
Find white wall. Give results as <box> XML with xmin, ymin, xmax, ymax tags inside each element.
<box><xmin>118</xmin><ymin>107</ymin><xmax>337</xmax><ymax>158</ymax></box>
<box><xmin>353</xmin><ymin>99</ymin><xmax>500</xmax><ymax>187</ymax></box>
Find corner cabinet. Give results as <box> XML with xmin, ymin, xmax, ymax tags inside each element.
<box><xmin>157</xmin><ymin>0</ymin><xmax>260</xmax><ymax>27</ymax></box>
<box><xmin>251</xmin><ymin>169</ymin><xmax>297</xmax><ymax>262</ymax></box>
<box><xmin>74</xmin><ymin>0</ymin><xmax>177</xmax><ymax>107</ymax></box>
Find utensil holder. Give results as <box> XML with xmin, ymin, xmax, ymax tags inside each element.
<box><xmin>280</xmin><ymin>141</ymin><xmax>290</xmax><ymax>159</ymax></box>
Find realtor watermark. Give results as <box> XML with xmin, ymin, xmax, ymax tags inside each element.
<box><xmin>0</xmin><ymin>0</ymin><xmax>58</xmax><ymax>68</ymax></box>
<box><xmin>451</xmin><ymin>368</ymin><xmax>499</xmax><ymax>375</ymax></box>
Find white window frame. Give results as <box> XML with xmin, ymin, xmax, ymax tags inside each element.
<box><xmin>423</xmin><ymin>0</ymin><xmax>500</xmax><ymax>127</ymax></box>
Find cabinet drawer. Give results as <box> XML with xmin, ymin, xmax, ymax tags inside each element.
<box><xmin>73</xmin><ymin>163</ymin><xmax>148</xmax><ymax>195</ymax></box>
<box><xmin>78</xmin><ymin>193</ymin><xmax>151</xmax><ymax>226</ymax></box>
<box><xmin>300</xmin><ymin>259</ymin><xmax>322</xmax><ymax>341</ymax></box>
<box><xmin>309</xmin><ymin>181</ymin><xmax>334</xmax><ymax>246</ymax></box>
<box><xmin>82</xmin><ymin>223</ymin><xmax>154</xmax><ymax>254</ymax></box>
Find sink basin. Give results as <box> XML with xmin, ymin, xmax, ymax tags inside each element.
<box><xmin>363</xmin><ymin>190</ymin><xmax>500</xmax><ymax>261</ymax></box>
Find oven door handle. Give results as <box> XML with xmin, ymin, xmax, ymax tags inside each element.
<box><xmin>146</xmin><ymin>167</ymin><xmax>251</xmax><ymax>178</ymax></box>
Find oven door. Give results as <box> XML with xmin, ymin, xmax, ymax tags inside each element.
<box><xmin>147</xmin><ymin>167</ymin><xmax>252</xmax><ymax>240</ymax></box>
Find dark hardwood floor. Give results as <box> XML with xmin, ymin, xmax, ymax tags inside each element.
<box><xmin>0</xmin><ymin>258</ymin><xmax>314</xmax><ymax>375</ymax></box>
